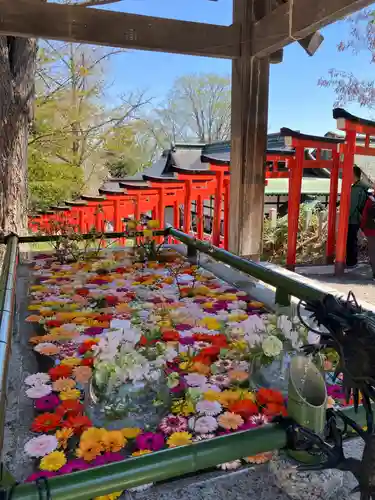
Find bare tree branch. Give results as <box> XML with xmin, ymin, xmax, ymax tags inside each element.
<box><xmin>77</xmin><ymin>0</ymin><xmax>124</xmax><ymax>7</ymax></box>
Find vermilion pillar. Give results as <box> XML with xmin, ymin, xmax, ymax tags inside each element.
<box><xmin>183</xmin><ymin>180</ymin><xmax>192</xmax><ymax>234</ymax></box>
<box><xmin>224</xmin><ymin>181</ymin><xmax>230</xmax><ymax>250</ymax></box>
<box><xmin>286</xmin><ymin>151</ymin><xmax>304</xmax><ymax>270</ymax></box>
<box><xmin>326</xmin><ymin>151</ymin><xmax>340</xmax><ymax>264</ymax></box>
<box><xmin>196</xmin><ymin>195</ymin><xmax>204</xmax><ymax>239</ymax></box>
<box><xmin>335</xmin><ymin>130</ymin><xmax>356</xmax><ymax>274</ymax></box>
<box><xmin>212</xmin><ymin>170</ymin><xmax>224</xmax><ymax>246</ymax></box>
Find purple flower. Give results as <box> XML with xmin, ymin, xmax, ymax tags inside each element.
<box><xmin>84</xmin><ymin>327</ymin><xmax>104</xmax><ymax>336</ymax></box>
<box><xmin>59</xmin><ymin>459</ymin><xmax>91</xmax><ymax>475</ymax></box>
<box><xmin>135</xmin><ymin>432</ymin><xmax>165</xmax><ymax>451</ymax></box>
<box><xmin>327</xmin><ymin>385</ymin><xmax>345</xmax><ymax>400</ymax></box>
<box><xmin>91</xmin><ymin>452</ymin><xmax>125</xmax><ymax>466</ymax></box>
<box><xmin>35</xmin><ymin>393</ymin><xmax>60</xmax><ymax>411</ymax></box>
<box><xmin>179</xmin><ymin>337</ymin><xmax>195</xmax><ymax>346</ymax></box>
<box><xmin>170</xmin><ymin>379</ymin><xmax>187</xmax><ymax>393</ymax></box>
<box><xmin>238</xmin><ymin>420</ymin><xmax>258</xmax><ymax>431</ymax></box>
<box><xmin>175</xmin><ymin>324</ymin><xmax>192</xmax><ymax>331</ymax></box>
<box><xmin>26</xmin><ymin>471</ymin><xmax>57</xmax><ymax>482</ymax></box>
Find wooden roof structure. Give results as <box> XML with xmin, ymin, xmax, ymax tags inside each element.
<box><xmin>0</xmin><ymin>0</ymin><xmax>373</xmax><ymax>259</ymax></box>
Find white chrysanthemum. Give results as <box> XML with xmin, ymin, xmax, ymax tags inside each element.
<box><xmin>24</xmin><ymin>435</ymin><xmax>58</xmax><ymax>458</ymax></box>
<box><xmin>261</xmin><ymin>335</ymin><xmax>283</xmax><ymax>358</ymax></box>
<box><xmin>24</xmin><ymin>373</ymin><xmax>51</xmax><ymax>386</ymax></box>
<box><xmin>196</xmin><ymin>399</ymin><xmax>222</xmax><ymax>416</ymax></box>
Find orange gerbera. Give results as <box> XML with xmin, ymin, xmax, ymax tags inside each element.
<box><xmin>257</xmin><ymin>388</ymin><xmax>284</xmax><ymax>407</ymax></box>
<box><xmin>65</xmin><ymin>415</ymin><xmax>93</xmax><ymax>435</ymax></box>
<box><xmin>102</xmin><ymin>430</ymin><xmax>127</xmax><ymax>452</ymax></box>
<box><xmin>49</xmin><ymin>365</ymin><xmax>73</xmax><ymax>381</ymax></box>
<box><xmin>56</xmin><ymin>427</ymin><xmax>74</xmax><ymax>449</ymax></box>
<box><xmin>263</xmin><ymin>403</ymin><xmax>287</xmax><ymax>417</ymax></box>
<box><xmin>73</xmin><ymin>366</ymin><xmax>92</xmax><ymax>384</ymax></box>
<box><xmin>76</xmin><ymin>440</ymin><xmax>103</xmax><ymax>462</ymax></box>
<box><xmin>56</xmin><ymin>399</ymin><xmax>84</xmax><ymax>417</ymax></box>
<box><xmin>52</xmin><ymin>378</ymin><xmax>76</xmax><ymax>392</ymax></box>
<box><xmin>32</xmin><ymin>413</ymin><xmax>62</xmax><ymax>433</ymax></box>
<box><xmin>229</xmin><ymin>400</ymin><xmax>259</xmax><ymax>419</ymax></box>
<box><xmin>25</xmin><ymin>315</ymin><xmax>42</xmax><ymax>323</ymax></box>
<box><xmin>217</xmin><ymin>411</ymin><xmax>244</xmax><ymax>430</ymax></box>
<box><xmin>228</xmin><ymin>370</ymin><xmax>249</xmax><ymax>383</ymax></box>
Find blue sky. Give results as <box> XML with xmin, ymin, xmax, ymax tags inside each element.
<box><xmin>102</xmin><ymin>0</ymin><xmax>374</xmax><ymax>136</ymax></box>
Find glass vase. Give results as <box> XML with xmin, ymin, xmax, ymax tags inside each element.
<box><xmin>250</xmin><ymin>351</ymin><xmax>293</xmax><ymax>396</ymax></box>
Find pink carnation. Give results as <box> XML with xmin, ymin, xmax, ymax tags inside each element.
<box><xmin>159</xmin><ymin>415</ymin><xmax>188</xmax><ymax>435</ymax></box>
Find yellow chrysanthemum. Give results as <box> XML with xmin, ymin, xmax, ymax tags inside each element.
<box><xmin>167</xmin><ymin>432</ymin><xmax>192</xmax><ymax>448</ymax></box>
<box><xmin>81</xmin><ymin>427</ymin><xmax>107</xmax><ymax>443</ymax></box>
<box><xmin>131</xmin><ymin>449</ymin><xmax>152</xmax><ymax>457</ymax></box>
<box><xmin>60</xmin><ymin>357</ymin><xmax>81</xmax><ymax>367</ymax></box>
<box><xmin>171</xmin><ymin>399</ymin><xmax>195</xmax><ymax>416</ymax></box>
<box><xmin>94</xmin><ymin>492</ymin><xmax>123</xmax><ymax>500</ymax></box>
<box><xmin>40</xmin><ymin>451</ymin><xmax>67</xmax><ymax>471</ymax></box>
<box><xmin>121</xmin><ymin>427</ymin><xmax>141</xmax><ymax>439</ymax></box>
<box><xmin>102</xmin><ymin>430</ymin><xmax>127</xmax><ymax>453</ymax></box>
<box><xmin>59</xmin><ymin>388</ymin><xmax>81</xmax><ymax>401</ymax></box>
<box><xmin>56</xmin><ymin>428</ymin><xmax>74</xmax><ymax>449</ymax></box>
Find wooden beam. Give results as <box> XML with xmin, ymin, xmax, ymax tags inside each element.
<box><xmin>253</xmin><ymin>0</ymin><xmax>375</xmax><ymax>57</ymax></box>
<box><xmin>229</xmin><ymin>0</ymin><xmax>269</xmax><ymax>259</ymax></box>
<box><xmin>0</xmin><ymin>0</ymin><xmax>240</xmax><ymax>59</ymax></box>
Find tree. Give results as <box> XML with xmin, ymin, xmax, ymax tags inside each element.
<box><xmin>0</xmin><ymin>36</ymin><xmax>36</xmax><ymax>234</ymax></box>
<box><xmin>318</xmin><ymin>10</ymin><xmax>375</xmax><ymax>109</ymax></box>
<box><xmin>145</xmin><ymin>73</ymin><xmax>231</xmax><ymax>147</ymax></box>
<box><xmin>29</xmin><ymin>42</ymin><xmax>150</xmax><ymax>208</ymax></box>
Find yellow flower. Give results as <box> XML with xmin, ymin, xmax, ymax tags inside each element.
<box><xmin>76</xmin><ymin>441</ymin><xmax>103</xmax><ymax>462</ymax></box>
<box><xmin>147</xmin><ymin>219</ymin><xmax>159</xmax><ymax>229</ymax></box>
<box><xmin>228</xmin><ymin>312</ymin><xmax>248</xmax><ymax>322</ymax></box>
<box><xmin>60</xmin><ymin>357</ymin><xmax>81</xmax><ymax>367</ymax></box>
<box><xmin>102</xmin><ymin>430</ymin><xmax>127</xmax><ymax>452</ymax></box>
<box><xmin>28</xmin><ymin>304</ymin><xmax>41</xmax><ymax>311</ymax></box>
<box><xmin>217</xmin><ymin>411</ymin><xmax>244</xmax><ymax>430</ymax></box>
<box><xmin>56</xmin><ymin>428</ymin><xmax>74</xmax><ymax>449</ymax></box>
<box><xmin>132</xmin><ymin>449</ymin><xmax>152</xmax><ymax>457</ymax></box>
<box><xmin>203</xmin><ymin>390</ymin><xmax>222</xmax><ymax>402</ymax></box>
<box><xmin>167</xmin><ymin>432</ymin><xmax>192</xmax><ymax>448</ymax></box>
<box><xmin>40</xmin><ymin>451</ymin><xmax>67</xmax><ymax>471</ymax></box>
<box><xmin>94</xmin><ymin>492</ymin><xmax>123</xmax><ymax>500</ymax></box>
<box><xmin>199</xmin><ymin>318</ymin><xmax>221</xmax><ymax>330</ymax></box>
<box><xmin>53</xmin><ymin>378</ymin><xmax>76</xmax><ymax>392</ymax></box>
<box><xmin>171</xmin><ymin>399</ymin><xmax>195</xmax><ymax>416</ymax></box>
<box><xmin>121</xmin><ymin>427</ymin><xmax>141</xmax><ymax>439</ymax></box>
<box><xmin>81</xmin><ymin>427</ymin><xmax>107</xmax><ymax>444</ymax></box>
<box><xmin>59</xmin><ymin>388</ymin><xmax>81</xmax><ymax>401</ymax></box>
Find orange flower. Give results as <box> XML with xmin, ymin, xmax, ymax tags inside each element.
<box><xmin>102</xmin><ymin>430</ymin><xmax>127</xmax><ymax>452</ymax></box>
<box><xmin>191</xmin><ymin>362</ymin><xmax>210</xmax><ymax>375</ymax></box>
<box><xmin>217</xmin><ymin>411</ymin><xmax>244</xmax><ymax>430</ymax></box>
<box><xmin>257</xmin><ymin>388</ymin><xmax>284</xmax><ymax>407</ymax></box>
<box><xmin>56</xmin><ymin>400</ymin><xmax>84</xmax><ymax>417</ymax></box>
<box><xmin>25</xmin><ymin>315</ymin><xmax>42</xmax><ymax>322</ymax></box>
<box><xmin>228</xmin><ymin>370</ymin><xmax>249</xmax><ymax>383</ymax></box>
<box><xmin>32</xmin><ymin>413</ymin><xmax>62</xmax><ymax>433</ymax></box>
<box><xmin>263</xmin><ymin>403</ymin><xmax>287</xmax><ymax>417</ymax></box>
<box><xmin>76</xmin><ymin>440</ymin><xmax>103</xmax><ymax>462</ymax></box>
<box><xmin>65</xmin><ymin>415</ymin><xmax>92</xmax><ymax>435</ymax></box>
<box><xmin>244</xmin><ymin>452</ymin><xmax>273</xmax><ymax>464</ymax></box>
<box><xmin>53</xmin><ymin>378</ymin><xmax>76</xmax><ymax>392</ymax></box>
<box><xmin>73</xmin><ymin>366</ymin><xmax>92</xmax><ymax>384</ymax></box>
<box><xmin>36</xmin><ymin>344</ymin><xmax>60</xmax><ymax>356</ymax></box>
<box><xmin>229</xmin><ymin>400</ymin><xmax>259</xmax><ymax>419</ymax></box>
<box><xmin>132</xmin><ymin>449</ymin><xmax>152</xmax><ymax>457</ymax></box>
<box><xmin>56</xmin><ymin>428</ymin><xmax>74</xmax><ymax>449</ymax></box>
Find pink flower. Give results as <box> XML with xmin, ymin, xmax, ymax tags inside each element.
<box><xmin>196</xmin><ymin>400</ymin><xmax>222</xmax><ymax>416</ymax></box>
<box><xmin>26</xmin><ymin>384</ymin><xmax>52</xmax><ymax>399</ymax></box>
<box><xmin>24</xmin><ymin>435</ymin><xmax>58</xmax><ymax>458</ymax></box>
<box><xmin>25</xmin><ymin>373</ymin><xmax>51</xmax><ymax>386</ymax></box>
<box><xmin>35</xmin><ymin>393</ymin><xmax>60</xmax><ymax>411</ymax></box>
<box><xmin>135</xmin><ymin>432</ymin><xmax>165</xmax><ymax>451</ymax></box>
<box><xmin>250</xmin><ymin>414</ymin><xmax>269</xmax><ymax>426</ymax></box>
<box><xmin>184</xmin><ymin>374</ymin><xmax>207</xmax><ymax>387</ymax></box>
<box><xmin>59</xmin><ymin>459</ymin><xmax>91</xmax><ymax>475</ymax></box>
<box><xmin>26</xmin><ymin>471</ymin><xmax>57</xmax><ymax>482</ymax></box>
<box><xmin>189</xmin><ymin>416</ymin><xmax>218</xmax><ymax>434</ymax></box>
<box><xmin>209</xmin><ymin>375</ymin><xmax>230</xmax><ymax>388</ymax></box>
<box><xmin>159</xmin><ymin>415</ymin><xmax>188</xmax><ymax>435</ymax></box>
<box><xmin>91</xmin><ymin>452</ymin><xmax>124</xmax><ymax>466</ymax></box>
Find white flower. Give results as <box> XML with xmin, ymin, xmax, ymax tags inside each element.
<box><xmin>184</xmin><ymin>373</ymin><xmax>207</xmax><ymax>387</ymax></box>
<box><xmin>241</xmin><ymin>315</ymin><xmax>266</xmax><ymax>335</ymax></box>
<box><xmin>24</xmin><ymin>373</ymin><xmax>51</xmax><ymax>386</ymax></box>
<box><xmin>26</xmin><ymin>383</ymin><xmax>52</xmax><ymax>398</ymax></box>
<box><xmin>24</xmin><ymin>435</ymin><xmax>58</xmax><ymax>457</ymax></box>
<box><xmin>217</xmin><ymin>460</ymin><xmax>242</xmax><ymax>471</ymax></box>
<box><xmin>189</xmin><ymin>415</ymin><xmax>218</xmax><ymax>433</ymax></box>
<box><xmin>261</xmin><ymin>335</ymin><xmax>283</xmax><ymax>358</ymax></box>
<box><xmin>192</xmin><ymin>433</ymin><xmax>215</xmax><ymax>442</ymax></box>
<box><xmin>196</xmin><ymin>400</ymin><xmax>222</xmax><ymax>416</ymax></box>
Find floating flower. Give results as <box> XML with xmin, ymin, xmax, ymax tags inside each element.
<box><xmin>184</xmin><ymin>373</ymin><xmax>207</xmax><ymax>387</ymax></box>
<box><xmin>250</xmin><ymin>414</ymin><xmax>269</xmax><ymax>426</ymax></box>
<box><xmin>121</xmin><ymin>428</ymin><xmax>141</xmax><ymax>439</ymax></box>
<box><xmin>196</xmin><ymin>400</ymin><xmax>222</xmax><ymax>416</ymax></box>
<box><xmin>209</xmin><ymin>374</ymin><xmax>231</xmax><ymax>388</ymax></box>
<box><xmin>25</xmin><ymin>471</ymin><xmax>57</xmax><ymax>483</ymax></box>
<box><xmin>203</xmin><ymin>389</ymin><xmax>222</xmax><ymax>402</ymax></box>
<box><xmin>91</xmin><ymin>452</ymin><xmax>125</xmax><ymax>466</ymax></box>
<box><xmin>229</xmin><ymin>400</ymin><xmax>259</xmax><ymax>419</ymax></box>
<box><xmin>73</xmin><ymin>366</ymin><xmax>92</xmax><ymax>385</ymax></box>
<box><xmin>261</xmin><ymin>335</ymin><xmax>283</xmax><ymax>358</ymax></box>
<box><xmin>189</xmin><ymin>415</ymin><xmax>218</xmax><ymax>434</ymax></box>
<box><xmin>76</xmin><ymin>440</ymin><xmax>103</xmax><ymax>462</ymax></box>
<box><xmin>52</xmin><ymin>378</ymin><xmax>76</xmax><ymax>392</ymax></box>
<box><xmin>159</xmin><ymin>415</ymin><xmax>188</xmax><ymax>435</ymax></box>
<box><xmin>40</xmin><ymin>451</ymin><xmax>67</xmax><ymax>472</ymax></box>
<box><xmin>192</xmin><ymin>433</ymin><xmax>215</xmax><ymax>442</ymax></box>
<box><xmin>60</xmin><ymin>357</ymin><xmax>82</xmax><ymax>367</ymax></box>
<box><xmin>24</xmin><ymin>372</ymin><xmax>51</xmax><ymax>386</ymax></box>
<box><xmin>56</xmin><ymin>428</ymin><xmax>74</xmax><ymax>449</ymax></box>
<box><xmin>256</xmin><ymin>388</ymin><xmax>284</xmax><ymax>406</ymax></box>
<box><xmin>49</xmin><ymin>365</ymin><xmax>73</xmax><ymax>381</ymax></box>
<box><xmin>171</xmin><ymin>398</ymin><xmax>195</xmax><ymax>416</ymax></box>
<box><xmin>26</xmin><ymin>383</ymin><xmax>52</xmax><ymax>399</ymax></box>
<box><xmin>35</xmin><ymin>393</ymin><xmax>60</xmax><ymax>411</ymax></box>
<box><xmin>244</xmin><ymin>452</ymin><xmax>273</xmax><ymax>464</ymax></box>
<box><xmin>167</xmin><ymin>431</ymin><xmax>192</xmax><ymax>448</ymax></box>
<box><xmin>32</xmin><ymin>413</ymin><xmax>61</xmax><ymax>433</ymax></box>
<box><xmin>132</xmin><ymin>449</ymin><xmax>152</xmax><ymax>457</ymax></box>
<box><xmin>59</xmin><ymin>388</ymin><xmax>81</xmax><ymax>401</ymax></box>
<box><xmin>56</xmin><ymin>399</ymin><xmax>84</xmax><ymax>417</ymax></box>
<box><xmin>217</xmin><ymin>460</ymin><xmax>242</xmax><ymax>471</ymax></box>
<box><xmin>59</xmin><ymin>459</ymin><xmax>91</xmax><ymax>475</ymax></box>
<box><xmin>34</xmin><ymin>343</ymin><xmax>60</xmax><ymax>356</ymax></box>
<box><xmin>94</xmin><ymin>491</ymin><xmax>123</xmax><ymax>500</ymax></box>
<box><xmin>102</xmin><ymin>430</ymin><xmax>127</xmax><ymax>453</ymax></box>
<box><xmin>228</xmin><ymin>370</ymin><xmax>248</xmax><ymax>383</ymax></box>
<box><xmin>217</xmin><ymin>411</ymin><xmax>244</xmax><ymax>430</ymax></box>
<box><xmin>135</xmin><ymin>432</ymin><xmax>164</xmax><ymax>451</ymax></box>
<box><xmin>24</xmin><ymin>435</ymin><xmax>58</xmax><ymax>458</ymax></box>
<box><xmin>65</xmin><ymin>415</ymin><xmax>92</xmax><ymax>435</ymax></box>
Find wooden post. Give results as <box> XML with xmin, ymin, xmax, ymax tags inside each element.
<box><xmin>229</xmin><ymin>0</ymin><xmax>270</xmax><ymax>260</ymax></box>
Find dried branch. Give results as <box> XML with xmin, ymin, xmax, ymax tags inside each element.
<box><xmin>77</xmin><ymin>0</ymin><xmax>124</xmax><ymax>6</ymax></box>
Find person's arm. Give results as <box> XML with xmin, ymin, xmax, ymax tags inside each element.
<box><xmin>358</xmin><ymin>188</ymin><xmax>368</xmax><ymax>215</ymax></box>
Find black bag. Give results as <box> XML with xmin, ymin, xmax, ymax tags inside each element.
<box><xmin>364</xmin><ymin>196</ymin><xmax>375</xmax><ymax>230</ymax></box>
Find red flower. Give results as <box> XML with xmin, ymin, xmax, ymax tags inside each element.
<box><xmin>95</xmin><ymin>314</ymin><xmax>113</xmax><ymax>322</ymax></box>
<box><xmin>210</xmin><ymin>334</ymin><xmax>228</xmax><ymax>347</ymax></box>
<box><xmin>105</xmin><ymin>296</ymin><xmax>119</xmax><ymax>306</ymax></box>
<box><xmin>32</xmin><ymin>413</ymin><xmax>61</xmax><ymax>433</ymax></box>
<box><xmin>257</xmin><ymin>388</ymin><xmax>284</xmax><ymax>406</ymax></box>
<box><xmin>46</xmin><ymin>320</ymin><xmax>63</xmax><ymax>328</ymax></box>
<box><xmin>78</xmin><ymin>341</ymin><xmax>97</xmax><ymax>355</ymax></box>
<box><xmin>56</xmin><ymin>400</ymin><xmax>84</xmax><ymax>417</ymax></box>
<box><xmin>76</xmin><ymin>288</ymin><xmax>90</xmax><ymax>297</ymax></box>
<box><xmin>200</xmin><ymin>345</ymin><xmax>221</xmax><ymax>359</ymax></box>
<box><xmin>192</xmin><ymin>354</ymin><xmax>211</xmax><ymax>365</ymax></box>
<box><xmin>263</xmin><ymin>403</ymin><xmax>287</xmax><ymax>417</ymax></box>
<box><xmin>81</xmin><ymin>357</ymin><xmax>94</xmax><ymax>367</ymax></box>
<box><xmin>65</xmin><ymin>415</ymin><xmax>92</xmax><ymax>435</ymax></box>
<box><xmin>229</xmin><ymin>400</ymin><xmax>259</xmax><ymax>419</ymax></box>
<box><xmin>49</xmin><ymin>365</ymin><xmax>73</xmax><ymax>381</ymax></box>
<box><xmin>162</xmin><ymin>330</ymin><xmax>180</xmax><ymax>342</ymax></box>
